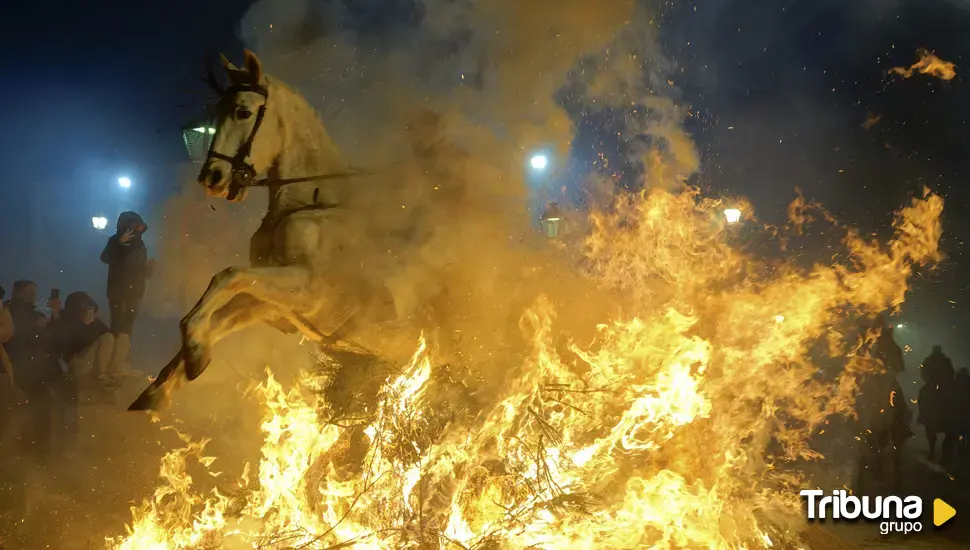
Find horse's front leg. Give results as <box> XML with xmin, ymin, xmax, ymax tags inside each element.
<box><xmin>130</xmin><ymin>296</ymin><xmax>287</xmax><ymax>411</ymax></box>
<box><xmin>181</xmin><ymin>265</ymin><xmax>312</xmax><ymax>380</ymax></box>
<box><xmin>128</xmin><ymin>352</ymin><xmax>188</xmax><ymax>411</ymax></box>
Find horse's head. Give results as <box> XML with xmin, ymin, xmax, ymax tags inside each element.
<box><xmin>199</xmin><ymin>50</ymin><xmax>279</xmax><ymax>202</ymax></box>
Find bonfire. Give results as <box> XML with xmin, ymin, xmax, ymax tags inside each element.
<box><xmin>108</xmin><ymin>186</ymin><xmax>942</xmax><ymax>549</ymax></box>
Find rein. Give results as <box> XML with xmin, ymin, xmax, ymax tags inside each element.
<box><xmin>206</xmin><ymin>83</ymin><xmax>378</xmax><ymax>194</ymax></box>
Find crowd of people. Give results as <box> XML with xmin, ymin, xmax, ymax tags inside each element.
<box><xmin>917</xmin><ymin>344</ymin><xmax>970</xmax><ymax>464</ymax></box>
<box><xmin>0</xmin><ymin>211</ymin><xmax>154</xmax><ymax>463</ymax></box>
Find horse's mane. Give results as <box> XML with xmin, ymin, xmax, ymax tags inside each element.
<box><xmin>266</xmin><ymin>75</ymin><xmax>345</xmax><ymax>174</ymax></box>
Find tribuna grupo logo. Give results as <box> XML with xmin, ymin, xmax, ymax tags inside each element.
<box><xmin>800</xmin><ymin>490</ymin><xmax>922</xmax><ymax>535</ymax></box>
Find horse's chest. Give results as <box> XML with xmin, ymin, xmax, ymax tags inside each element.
<box><xmin>250</xmin><ymin>209</ymin><xmax>347</xmax><ymax>268</ymax></box>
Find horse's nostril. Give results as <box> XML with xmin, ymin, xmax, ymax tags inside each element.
<box><xmin>208</xmin><ymin>169</ymin><xmax>224</xmax><ymax>187</ymax></box>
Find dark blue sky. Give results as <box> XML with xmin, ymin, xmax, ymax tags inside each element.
<box><xmin>0</xmin><ymin>0</ymin><xmax>252</xmax><ymax>298</ymax></box>
<box><xmin>1</xmin><ymin>0</ymin><xmax>969</xmax><ymax>359</ymax></box>
<box><xmin>0</xmin><ymin>0</ymin><xmax>253</xmax><ymax>176</ymax></box>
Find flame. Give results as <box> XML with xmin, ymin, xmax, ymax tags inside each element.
<box><xmin>108</xmin><ymin>186</ymin><xmax>942</xmax><ymax>549</ymax></box>
<box><xmin>889</xmin><ymin>48</ymin><xmax>956</xmax><ymax>81</ymax></box>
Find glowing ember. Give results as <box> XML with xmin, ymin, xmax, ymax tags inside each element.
<box><xmin>107</xmin><ymin>187</ymin><xmax>943</xmax><ymax>549</ymax></box>
<box><xmin>889</xmin><ymin>48</ymin><xmax>956</xmax><ymax>81</ymax></box>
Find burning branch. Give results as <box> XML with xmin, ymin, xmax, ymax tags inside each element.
<box><xmin>889</xmin><ymin>48</ymin><xmax>956</xmax><ymax>81</ymax></box>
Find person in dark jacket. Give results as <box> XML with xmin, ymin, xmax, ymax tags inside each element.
<box><xmin>100</xmin><ymin>211</ymin><xmax>154</xmax><ymax>378</ymax></box>
<box><xmin>4</xmin><ymin>280</ymin><xmax>60</xmax><ymax>394</ymax></box>
<box><xmin>952</xmin><ymin>368</ymin><xmax>970</xmax><ymax>457</ymax></box>
<box><xmin>3</xmin><ymin>280</ymin><xmax>60</xmax><ymax>463</ymax></box>
<box><xmin>48</xmin><ymin>292</ymin><xmax>112</xmax><ymax>449</ymax></box>
<box><xmin>50</xmin><ymin>292</ymin><xmax>113</xmax><ymax>382</ymax></box>
<box><xmin>0</xmin><ymin>288</ymin><xmax>17</xmax><ymax>445</ymax></box>
<box><xmin>918</xmin><ymin>344</ymin><xmax>957</xmax><ymax>462</ymax></box>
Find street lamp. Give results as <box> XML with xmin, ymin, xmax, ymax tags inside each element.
<box><xmin>118</xmin><ymin>177</ymin><xmax>132</xmax><ymax>189</ymax></box>
<box><xmin>92</xmin><ymin>216</ymin><xmax>108</xmax><ymax>230</ymax></box>
<box><xmin>540</xmin><ymin>201</ymin><xmax>562</xmax><ymax>239</ymax></box>
<box><xmin>530</xmin><ymin>154</ymin><xmax>549</xmax><ymax>171</ymax></box>
<box><xmin>723</xmin><ymin>208</ymin><xmax>742</xmax><ymax>224</ymax></box>
<box><xmin>182</xmin><ymin>114</ymin><xmax>217</xmax><ymax>164</ymax></box>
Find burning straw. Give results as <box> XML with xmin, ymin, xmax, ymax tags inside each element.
<box><xmin>107</xmin><ymin>186</ymin><xmax>943</xmax><ymax>549</ymax></box>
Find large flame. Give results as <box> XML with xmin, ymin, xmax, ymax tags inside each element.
<box><xmin>107</xmin><ymin>186</ymin><xmax>942</xmax><ymax>549</ymax></box>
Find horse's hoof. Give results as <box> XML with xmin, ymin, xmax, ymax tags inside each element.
<box><xmin>184</xmin><ymin>344</ymin><xmax>212</xmax><ymax>382</ymax></box>
<box><xmin>128</xmin><ymin>395</ymin><xmax>156</xmax><ymax>411</ymax></box>
<box><xmin>129</xmin><ymin>388</ymin><xmax>166</xmax><ymax>411</ymax></box>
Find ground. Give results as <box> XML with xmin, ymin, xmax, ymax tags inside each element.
<box><xmin>2</xmin><ymin>343</ymin><xmax>969</xmax><ymax>549</ymax></box>
<box><xmin>804</xmin><ymin>434</ymin><xmax>970</xmax><ymax>549</ymax></box>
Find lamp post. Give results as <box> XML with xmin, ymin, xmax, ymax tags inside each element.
<box><xmin>540</xmin><ymin>201</ymin><xmax>563</xmax><ymax>239</ymax></box>
<box><xmin>182</xmin><ymin>115</ymin><xmax>216</xmax><ymax>164</ymax></box>
<box><xmin>530</xmin><ymin>154</ymin><xmax>549</xmax><ymax>171</ymax></box>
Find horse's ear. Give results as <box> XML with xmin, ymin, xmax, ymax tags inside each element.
<box><xmin>243</xmin><ymin>49</ymin><xmax>263</xmax><ymax>82</ymax></box>
<box><xmin>220</xmin><ymin>53</ymin><xmax>239</xmax><ymax>72</ymax></box>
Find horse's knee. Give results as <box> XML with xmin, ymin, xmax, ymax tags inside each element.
<box><xmin>213</xmin><ymin>266</ymin><xmax>239</xmax><ymax>285</ymax></box>
<box><xmin>179</xmin><ymin>315</ymin><xmax>192</xmax><ymax>333</ymax></box>
<box><xmin>180</xmin><ymin>314</ymin><xmax>205</xmax><ymax>345</ymax></box>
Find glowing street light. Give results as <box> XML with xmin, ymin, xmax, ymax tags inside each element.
<box><xmin>92</xmin><ymin>216</ymin><xmax>108</xmax><ymax>230</ymax></box>
<box><xmin>118</xmin><ymin>176</ymin><xmax>132</xmax><ymax>189</ymax></box>
<box><xmin>896</xmin><ymin>323</ymin><xmax>905</xmax><ymax>329</ymax></box>
<box><xmin>530</xmin><ymin>154</ymin><xmax>549</xmax><ymax>171</ymax></box>
<box><xmin>183</xmin><ymin>114</ymin><xmax>217</xmax><ymax>164</ymax></box>
<box><xmin>723</xmin><ymin>208</ymin><xmax>742</xmax><ymax>224</ymax></box>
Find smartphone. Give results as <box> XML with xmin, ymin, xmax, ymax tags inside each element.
<box><xmin>49</xmin><ymin>288</ymin><xmax>60</xmax><ymax>301</ymax></box>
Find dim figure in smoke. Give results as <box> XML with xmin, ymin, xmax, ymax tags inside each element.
<box><xmin>99</xmin><ymin>212</ymin><xmax>154</xmax><ymax>383</ymax></box>
<box><xmin>540</xmin><ymin>201</ymin><xmax>563</xmax><ymax>239</ymax></box>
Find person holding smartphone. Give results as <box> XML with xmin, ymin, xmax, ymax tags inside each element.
<box><xmin>100</xmin><ymin>211</ymin><xmax>154</xmax><ymax>381</ymax></box>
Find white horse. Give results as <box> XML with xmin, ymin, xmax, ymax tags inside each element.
<box><xmin>129</xmin><ymin>50</ymin><xmax>436</xmax><ymax>410</ymax></box>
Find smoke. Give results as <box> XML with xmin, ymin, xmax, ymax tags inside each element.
<box><xmin>99</xmin><ymin>11</ymin><xmax>700</xmax><ymax>542</ymax></box>
<box><xmin>136</xmin><ymin>0</ymin><xmax>701</xmax><ymax>412</ymax></box>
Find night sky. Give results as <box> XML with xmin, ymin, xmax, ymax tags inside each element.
<box><xmin>1</xmin><ymin>0</ymin><xmax>968</xmax><ymax>360</ymax></box>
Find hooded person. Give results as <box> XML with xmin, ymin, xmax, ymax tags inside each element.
<box><xmin>99</xmin><ymin>211</ymin><xmax>154</xmax><ymax>378</ymax></box>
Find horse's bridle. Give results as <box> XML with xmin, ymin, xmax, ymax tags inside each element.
<box><xmin>205</xmin><ymin>82</ymin><xmax>375</xmax><ymax>196</ymax></box>
<box><xmin>205</xmin><ymin>83</ymin><xmax>270</xmax><ymax>190</ymax></box>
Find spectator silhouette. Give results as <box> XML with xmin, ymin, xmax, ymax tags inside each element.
<box><xmin>918</xmin><ymin>344</ymin><xmax>956</xmax><ymax>462</ymax></box>
<box><xmin>0</xmin><ymin>286</ymin><xmax>15</xmax><ymax>443</ymax></box>
<box><xmin>3</xmin><ymin>280</ymin><xmax>61</xmax><ymax>463</ymax></box>
<box><xmin>100</xmin><ymin>211</ymin><xmax>153</xmax><ymax>380</ymax></box>
<box><xmin>953</xmin><ymin>368</ymin><xmax>970</xmax><ymax>457</ymax></box>
<box><xmin>50</xmin><ymin>292</ymin><xmax>113</xmax><ymax>381</ymax></box>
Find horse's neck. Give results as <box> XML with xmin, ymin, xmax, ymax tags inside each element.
<box><xmin>265</xmin><ymin>80</ymin><xmax>344</xmax><ymax>217</ymax></box>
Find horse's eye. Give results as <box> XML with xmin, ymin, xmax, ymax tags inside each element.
<box><xmin>237</xmin><ymin>109</ymin><xmax>252</xmax><ymax>120</ymax></box>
